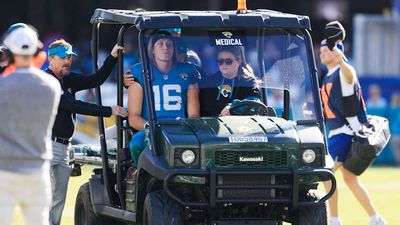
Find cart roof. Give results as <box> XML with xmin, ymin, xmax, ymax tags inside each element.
<box><xmin>91</xmin><ymin>9</ymin><xmax>311</xmax><ymax>30</ymax></box>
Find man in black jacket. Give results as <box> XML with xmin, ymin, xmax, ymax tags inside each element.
<box><xmin>45</xmin><ymin>39</ymin><xmax>128</xmax><ymax>225</ymax></box>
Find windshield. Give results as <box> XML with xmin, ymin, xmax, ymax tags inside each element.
<box><xmin>140</xmin><ymin>27</ymin><xmax>318</xmax><ymax>121</ymax></box>
<box><xmin>261</xmin><ymin>29</ymin><xmax>316</xmax><ymax>120</ymax></box>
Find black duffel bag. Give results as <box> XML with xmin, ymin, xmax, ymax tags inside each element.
<box><xmin>343</xmin><ymin>115</ymin><xmax>391</xmax><ymax>176</ymax></box>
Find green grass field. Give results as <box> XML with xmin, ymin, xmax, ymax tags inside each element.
<box><xmin>12</xmin><ymin>166</ymin><xmax>400</xmax><ymax>225</ymax></box>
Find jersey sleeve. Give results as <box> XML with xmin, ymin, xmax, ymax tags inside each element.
<box><xmin>131</xmin><ymin>63</ymin><xmax>144</xmax><ymax>87</ymax></box>
<box><xmin>339</xmin><ymin>70</ymin><xmax>355</xmax><ymax>97</ymax></box>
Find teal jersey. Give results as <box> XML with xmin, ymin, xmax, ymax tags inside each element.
<box><xmin>131</xmin><ymin>62</ymin><xmax>200</xmax><ymax>121</ymax></box>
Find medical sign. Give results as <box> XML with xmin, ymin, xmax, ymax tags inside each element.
<box><xmin>209</xmin><ymin>30</ymin><xmax>247</xmax><ymax>46</ymax></box>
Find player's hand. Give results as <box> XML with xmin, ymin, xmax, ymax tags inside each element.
<box><xmin>332</xmin><ymin>47</ymin><xmax>345</xmax><ymax>65</ymax></box>
<box><xmin>219</xmin><ymin>105</ymin><xmax>231</xmax><ymax>116</ymax></box>
<box><xmin>111</xmin><ymin>105</ymin><xmax>128</xmax><ymax>117</ymax></box>
<box><xmin>123</xmin><ymin>70</ymin><xmax>135</xmax><ymax>88</ymax></box>
<box><xmin>111</xmin><ymin>44</ymin><xmax>124</xmax><ymax>58</ymax></box>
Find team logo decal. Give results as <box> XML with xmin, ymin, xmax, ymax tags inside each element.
<box><xmin>179</xmin><ymin>72</ymin><xmax>189</xmax><ymax>80</ymax></box>
<box><xmin>218</xmin><ymin>84</ymin><xmax>232</xmax><ymax>98</ymax></box>
<box><xmin>222</xmin><ymin>31</ymin><xmax>233</xmax><ymax>38</ymax></box>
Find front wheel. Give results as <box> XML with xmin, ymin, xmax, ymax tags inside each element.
<box><xmin>298</xmin><ymin>201</ymin><xmax>327</xmax><ymax>225</ymax></box>
<box><xmin>142</xmin><ymin>191</ymin><xmax>183</xmax><ymax>225</ymax></box>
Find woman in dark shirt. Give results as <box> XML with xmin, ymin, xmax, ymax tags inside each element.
<box><xmin>199</xmin><ymin>46</ymin><xmax>260</xmax><ymax>116</ymax></box>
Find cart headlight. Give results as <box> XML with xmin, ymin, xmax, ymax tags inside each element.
<box><xmin>174</xmin><ymin>148</ymin><xmax>200</xmax><ymax>167</ymax></box>
<box><xmin>181</xmin><ymin>150</ymin><xmax>196</xmax><ymax>164</ymax></box>
<box><xmin>302</xmin><ymin>149</ymin><xmax>316</xmax><ymax>164</ymax></box>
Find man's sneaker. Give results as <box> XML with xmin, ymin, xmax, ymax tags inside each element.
<box><xmin>329</xmin><ymin>217</ymin><xmax>342</xmax><ymax>225</ymax></box>
<box><xmin>369</xmin><ymin>215</ymin><xmax>388</xmax><ymax>225</ymax></box>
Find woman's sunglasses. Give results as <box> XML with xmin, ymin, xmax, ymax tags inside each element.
<box><xmin>217</xmin><ymin>58</ymin><xmax>235</xmax><ymax>65</ymax></box>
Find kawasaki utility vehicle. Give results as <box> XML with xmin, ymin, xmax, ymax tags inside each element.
<box><xmin>73</xmin><ymin>7</ymin><xmax>336</xmax><ymax>225</ymax></box>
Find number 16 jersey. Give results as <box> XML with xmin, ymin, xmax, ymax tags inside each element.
<box><xmin>131</xmin><ymin>62</ymin><xmax>200</xmax><ymax>121</ymax></box>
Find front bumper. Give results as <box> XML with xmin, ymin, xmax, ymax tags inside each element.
<box><xmin>163</xmin><ymin>168</ymin><xmax>336</xmax><ymax>208</ymax></box>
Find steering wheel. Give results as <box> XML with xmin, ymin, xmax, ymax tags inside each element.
<box><xmin>229</xmin><ymin>99</ymin><xmax>269</xmax><ymax>116</ymax></box>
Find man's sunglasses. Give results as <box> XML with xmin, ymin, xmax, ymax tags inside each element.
<box><xmin>217</xmin><ymin>58</ymin><xmax>235</xmax><ymax>65</ymax></box>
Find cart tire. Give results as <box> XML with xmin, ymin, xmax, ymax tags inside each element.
<box><xmin>74</xmin><ymin>182</ymin><xmax>123</xmax><ymax>225</ymax></box>
<box><xmin>142</xmin><ymin>191</ymin><xmax>183</xmax><ymax>225</ymax></box>
<box><xmin>298</xmin><ymin>196</ymin><xmax>327</xmax><ymax>225</ymax></box>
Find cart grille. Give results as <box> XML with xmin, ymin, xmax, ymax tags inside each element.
<box><xmin>214</xmin><ymin>151</ymin><xmax>288</xmax><ymax>168</ymax></box>
<box><xmin>217</xmin><ymin>174</ymin><xmax>292</xmax><ymax>199</ymax></box>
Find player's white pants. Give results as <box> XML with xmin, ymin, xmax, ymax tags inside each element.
<box><xmin>0</xmin><ymin>167</ymin><xmax>51</xmax><ymax>225</ymax></box>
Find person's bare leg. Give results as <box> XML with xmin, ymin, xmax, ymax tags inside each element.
<box><xmin>340</xmin><ymin>166</ymin><xmax>377</xmax><ymax>216</ymax></box>
<box><xmin>324</xmin><ymin>162</ymin><xmax>342</xmax><ymax>218</ymax></box>
<box><xmin>324</xmin><ymin>178</ymin><xmax>338</xmax><ymax>218</ymax></box>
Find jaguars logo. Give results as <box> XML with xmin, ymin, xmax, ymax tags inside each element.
<box><xmin>218</xmin><ymin>84</ymin><xmax>232</xmax><ymax>97</ymax></box>
<box><xmin>179</xmin><ymin>72</ymin><xmax>189</xmax><ymax>80</ymax></box>
<box><xmin>222</xmin><ymin>31</ymin><xmax>233</xmax><ymax>38</ymax></box>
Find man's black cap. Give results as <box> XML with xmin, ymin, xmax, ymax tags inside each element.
<box><xmin>324</xmin><ymin>21</ymin><xmax>346</xmax><ymax>50</ymax></box>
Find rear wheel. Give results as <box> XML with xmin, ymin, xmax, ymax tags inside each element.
<box><xmin>142</xmin><ymin>191</ymin><xmax>183</xmax><ymax>225</ymax></box>
<box><xmin>75</xmin><ymin>182</ymin><xmax>102</xmax><ymax>225</ymax></box>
